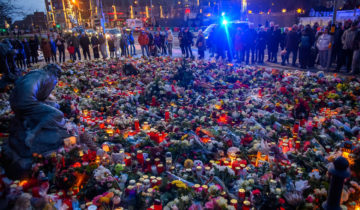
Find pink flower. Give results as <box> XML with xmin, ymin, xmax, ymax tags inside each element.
<box><xmin>252</xmin><ymin>189</ymin><xmax>261</xmax><ymax>195</ymax></box>
<box><xmin>189</xmin><ymin>203</ymin><xmax>203</xmax><ymax>210</ymax></box>
<box><xmin>278</xmin><ymin>198</ymin><xmax>285</xmax><ymax>204</ymax></box>
<box><xmin>204</xmin><ymin>200</ymin><xmax>215</xmax><ymax>209</ymax></box>
<box><xmin>306</xmin><ymin>195</ymin><xmax>314</xmax><ymax>203</ymax></box>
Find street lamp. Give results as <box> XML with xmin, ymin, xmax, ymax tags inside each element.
<box><xmin>282</xmin><ymin>9</ymin><xmax>286</xmax><ymax>13</ymax></box>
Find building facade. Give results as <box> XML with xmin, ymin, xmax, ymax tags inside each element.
<box><xmin>13</xmin><ymin>12</ymin><xmax>47</xmax><ymax>31</ymax></box>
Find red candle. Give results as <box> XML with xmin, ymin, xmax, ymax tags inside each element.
<box><xmin>230</xmin><ymin>199</ymin><xmax>238</xmax><ymax>209</ymax></box>
<box><xmin>242</xmin><ymin>200</ymin><xmax>251</xmax><ymax>210</ymax></box>
<box><xmin>293</xmin><ymin>121</ymin><xmax>299</xmax><ymax>133</ymax></box>
<box><xmin>238</xmin><ymin>188</ymin><xmax>245</xmax><ymax>199</ymax></box>
<box><xmin>165</xmin><ymin>110</ymin><xmax>170</xmax><ymax>122</ymax></box>
<box><xmin>154</xmin><ymin>158</ymin><xmax>161</xmax><ymax>165</ymax></box>
<box><xmin>134</xmin><ymin>119</ymin><xmax>140</xmax><ymax>131</ymax></box>
<box><xmin>157</xmin><ymin>164</ymin><xmax>164</xmax><ymax>174</ymax></box>
<box><xmin>125</xmin><ymin>156</ymin><xmax>132</xmax><ymax>166</ymax></box>
<box><xmin>153</xmin><ymin>199</ymin><xmax>162</xmax><ymax>210</ymax></box>
<box><xmin>145</xmin><ymin>158</ymin><xmax>152</xmax><ymax>172</ymax></box>
<box><xmin>137</xmin><ymin>150</ymin><xmax>144</xmax><ymax>166</ymax></box>
<box><xmin>295</xmin><ymin>141</ymin><xmax>300</xmax><ymax>150</ymax></box>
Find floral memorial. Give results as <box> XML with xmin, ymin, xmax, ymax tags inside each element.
<box><xmin>0</xmin><ymin>57</ymin><xmax>360</xmax><ymax>210</ymax></box>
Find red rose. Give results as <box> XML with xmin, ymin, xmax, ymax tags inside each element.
<box><xmin>278</xmin><ymin>198</ymin><xmax>285</xmax><ymax>204</ymax></box>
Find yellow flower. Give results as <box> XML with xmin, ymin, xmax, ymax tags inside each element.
<box><xmin>99</xmin><ymin>196</ymin><xmax>110</xmax><ymax>204</ymax></box>
<box><xmin>184</xmin><ymin>159</ymin><xmax>193</xmax><ymax>168</ymax></box>
<box><xmin>171</xmin><ymin>180</ymin><xmax>187</xmax><ymax>189</ymax></box>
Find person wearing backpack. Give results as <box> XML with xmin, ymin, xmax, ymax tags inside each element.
<box><xmin>299</xmin><ymin>25</ymin><xmax>315</xmax><ymax>69</ymax></box>
<box><xmin>55</xmin><ymin>35</ymin><xmax>65</xmax><ymax>62</ymax></box>
<box><xmin>316</xmin><ymin>27</ymin><xmax>332</xmax><ymax>69</ymax></box>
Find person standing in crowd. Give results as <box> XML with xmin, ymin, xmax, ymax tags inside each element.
<box><xmin>147</xmin><ymin>30</ymin><xmax>154</xmax><ymax>56</ymax></box>
<box><xmin>55</xmin><ymin>35</ymin><xmax>65</xmax><ymax>62</ymax></box>
<box><xmin>120</xmin><ymin>29</ymin><xmax>129</xmax><ymax>57</ymax></box>
<box><xmin>49</xmin><ymin>35</ymin><xmax>57</xmax><ymax>62</ymax></box>
<box><xmin>129</xmin><ymin>29</ymin><xmax>136</xmax><ymax>56</ymax></box>
<box><xmin>67</xmin><ymin>41</ymin><xmax>75</xmax><ymax>61</ymax></box>
<box><xmin>270</xmin><ymin>25</ymin><xmax>281</xmax><ymax>63</ymax></box>
<box><xmin>316</xmin><ymin>27</ymin><xmax>332</xmax><ymax>69</ymax></box>
<box><xmin>13</xmin><ymin>39</ymin><xmax>26</xmax><ymax>69</ymax></box>
<box><xmin>80</xmin><ymin>33</ymin><xmax>91</xmax><ymax>60</ymax></box>
<box><xmin>337</xmin><ymin>21</ymin><xmax>358</xmax><ymax>72</ymax></box>
<box><xmin>114</xmin><ymin>34</ymin><xmax>120</xmax><ymax>58</ymax></box>
<box><xmin>351</xmin><ymin>29</ymin><xmax>360</xmax><ymax>74</ymax></box>
<box><xmin>184</xmin><ymin>28</ymin><xmax>194</xmax><ymax>58</ymax></box>
<box><xmin>29</xmin><ymin>36</ymin><xmax>38</xmax><ymax>64</ymax></box>
<box><xmin>154</xmin><ymin>32</ymin><xmax>162</xmax><ymax>57</ymax></box>
<box><xmin>160</xmin><ymin>30</ymin><xmax>167</xmax><ymax>55</ymax></box>
<box><xmin>244</xmin><ymin>24</ymin><xmax>257</xmax><ymax>64</ymax></box>
<box><xmin>266</xmin><ymin>22</ymin><xmax>274</xmax><ymax>62</ymax></box>
<box><xmin>40</xmin><ymin>38</ymin><xmax>52</xmax><ymax>63</ymax></box>
<box><xmin>178</xmin><ymin>28</ymin><xmax>186</xmax><ymax>57</ymax></box>
<box><xmin>108</xmin><ymin>35</ymin><xmax>116</xmax><ymax>58</ymax></box>
<box><xmin>256</xmin><ymin>26</ymin><xmax>266</xmax><ymax>64</ymax></box>
<box><xmin>167</xmin><ymin>29</ymin><xmax>173</xmax><ymax>57</ymax></box>
<box><xmin>332</xmin><ymin>22</ymin><xmax>343</xmax><ymax>65</ymax></box>
<box><xmin>234</xmin><ymin>27</ymin><xmax>244</xmax><ymax>63</ymax></box>
<box><xmin>282</xmin><ymin>25</ymin><xmax>300</xmax><ymax>66</ymax></box>
<box><xmin>138</xmin><ymin>30</ymin><xmax>149</xmax><ymax>57</ymax></box>
<box><xmin>196</xmin><ymin>30</ymin><xmax>206</xmax><ymax>59</ymax></box>
<box><xmin>70</xmin><ymin>33</ymin><xmax>81</xmax><ymax>60</ymax></box>
<box><xmin>98</xmin><ymin>33</ymin><xmax>107</xmax><ymax>59</ymax></box>
<box><xmin>91</xmin><ymin>34</ymin><xmax>100</xmax><ymax>59</ymax></box>
<box><xmin>22</xmin><ymin>38</ymin><xmax>31</xmax><ymax>68</ymax></box>
<box><xmin>299</xmin><ymin>25</ymin><xmax>315</xmax><ymax>69</ymax></box>
<box><xmin>280</xmin><ymin>28</ymin><xmax>289</xmax><ymax>65</ymax></box>
<box><xmin>208</xmin><ymin>27</ymin><xmax>216</xmax><ymax>57</ymax></box>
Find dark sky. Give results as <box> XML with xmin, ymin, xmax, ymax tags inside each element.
<box><xmin>11</xmin><ymin>0</ymin><xmax>46</xmax><ymax>20</ymax></box>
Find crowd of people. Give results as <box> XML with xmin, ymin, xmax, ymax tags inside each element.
<box><xmin>1</xmin><ymin>19</ymin><xmax>360</xmax><ymax>74</ymax></box>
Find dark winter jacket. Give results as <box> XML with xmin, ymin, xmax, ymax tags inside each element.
<box><xmin>285</xmin><ymin>30</ymin><xmax>300</xmax><ymax>51</ymax></box>
<box><xmin>80</xmin><ymin>35</ymin><xmax>90</xmax><ymax>49</ymax></box>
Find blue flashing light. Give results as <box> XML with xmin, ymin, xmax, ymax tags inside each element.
<box><xmin>221</xmin><ymin>12</ymin><xmax>225</xmax><ymax>16</ymax></box>
<box><xmin>222</xmin><ymin>19</ymin><xmax>228</xmax><ymax>25</ymax></box>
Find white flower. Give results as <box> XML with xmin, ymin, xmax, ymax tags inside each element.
<box><xmin>308</xmin><ymin>171</ymin><xmax>321</xmax><ymax>180</ymax></box>
<box><xmin>180</xmin><ymin>195</ymin><xmax>189</xmax><ymax>202</ymax></box>
<box><xmin>295</xmin><ymin>180</ymin><xmax>309</xmax><ymax>192</ymax></box>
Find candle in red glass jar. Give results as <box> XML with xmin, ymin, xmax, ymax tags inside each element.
<box><xmin>156</xmin><ymin>164</ymin><xmax>164</xmax><ymax>174</ymax></box>
<box><xmin>242</xmin><ymin>200</ymin><xmax>251</xmax><ymax>210</ymax></box>
<box><xmin>238</xmin><ymin>188</ymin><xmax>245</xmax><ymax>199</ymax></box>
<box><xmin>125</xmin><ymin>156</ymin><xmax>132</xmax><ymax>166</ymax></box>
<box><xmin>165</xmin><ymin>110</ymin><xmax>170</xmax><ymax>122</ymax></box>
<box><xmin>295</xmin><ymin>141</ymin><xmax>300</xmax><ymax>150</ymax></box>
<box><xmin>134</xmin><ymin>119</ymin><xmax>140</xmax><ymax>131</ymax></box>
<box><xmin>156</xmin><ymin>177</ymin><xmax>162</xmax><ymax>185</ymax></box>
<box><xmin>154</xmin><ymin>158</ymin><xmax>160</xmax><ymax>165</ymax></box>
<box><xmin>293</xmin><ymin>121</ymin><xmax>299</xmax><ymax>133</ymax></box>
<box><xmin>230</xmin><ymin>199</ymin><xmax>238</xmax><ymax>209</ymax></box>
<box><xmin>137</xmin><ymin>150</ymin><xmax>144</xmax><ymax>166</ymax></box>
